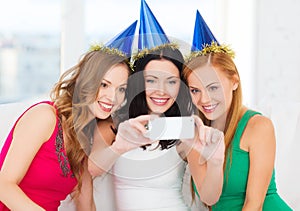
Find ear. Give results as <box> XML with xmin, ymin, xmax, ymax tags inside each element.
<box><xmin>232</xmin><ymin>82</ymin><xmax>239</xmax><ymax>91</ymax></box>
<box><xmin>232</xmin><ymin>75</ymin><xmax>239</xmax><ymax>91</ymax></box>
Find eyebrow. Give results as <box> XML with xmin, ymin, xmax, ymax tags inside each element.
<box><xmin>102</xmin><ymin>79</ymin><xmax>127</xmax><ymax>87</ymax></box>
<box><xmin>188</xmin><ymin>82</ymin><xmax>219</xmax><ymax>89</ymax></box>
<box><xmin>206</xmin><ymin>82</ymin><xmax>219</xmax><ymax>88</ymax></box>
<box><xmin>102</xmin><ymin>79</ymin><xmax>111</xmax><ymax>84</ymax></box>
<box><xmin>145</xmin><ymin>75</ymin><xmax>180</xmax><ymax>80</ymax></box>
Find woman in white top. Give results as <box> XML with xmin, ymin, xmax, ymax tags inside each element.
<box><xmin>88</xmin><ymin>45</ymin><xmax>225</xmax><ymax>210</ymax></box>
<box><xmin>88</xmin><ymin>1</ymin><xmax>224</xmax><ymax>210</ymax></box>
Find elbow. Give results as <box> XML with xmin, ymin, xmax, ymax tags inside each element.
<box><xmin>87</xmin><ymin>160</ymin><xmax>105</xmax><ymax>177</ymax></box>
<box><xmin>198</xmin><ymin>185</ymin><xmax>222</xmax><ymax>206</ymax></box>
<box><xmin>201</xmin><ymin>194</ymin><xmax>220</xmax><ymax>206</ymax></box>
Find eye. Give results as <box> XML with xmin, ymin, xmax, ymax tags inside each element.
<box><xmin>145</xmin><ymin>79</ymin><xmax>155</xmax><ymax>84</ymax></box>
<box><xmin>118</xmin><ymin>87</ymin><xmax>127</xmax><ymax>93</ymax></box>
<box><xmin>208</xmin><ymin>86</ymin><xmax>219</xmax><ymax>92</ymax></box>
<box><xmin>168</xmin><ymin>80</ymin><xmax>178</xmax><ymax>85</ymax></box>
<box><xmin>190</xmin><ymin>88</ymin><xmax>200</xmax><ymax>94</ymax></box>
<box><xmin>100</xmin><ymin>82</ymin><xmax>108</xmax><ymax>88</ymax></box>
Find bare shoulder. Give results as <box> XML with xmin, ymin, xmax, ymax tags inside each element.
<box><xmin>243</xmin><ymin>114</ymin><xmax>275</xmax><ymax>148</ymax></box>
<box><xmin>247</xmin><ymin>114</ymin><xmax>274</xmax><ymax>134</ymax></box>
<box><xmin>21</xmin><ymin>103</ymin><xmax>57</xmax><ymax>123</ymax></box>
<box><xmin>14</xmin><ymin>103</ymin><xmax>57</xmax><ymax>142</ymax></box>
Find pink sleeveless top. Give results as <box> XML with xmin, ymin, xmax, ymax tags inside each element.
<box><xmin>0</xmin><ymin>101</ymin><xmax>77</xmax><ymax>211</ymax></box>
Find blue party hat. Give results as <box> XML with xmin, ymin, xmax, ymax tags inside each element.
<box><xmin>186</xmin><ymin>10</ymin><xmax>234</xmax><ymax>61</ymax></box>
<box><xmin>105</xmin><ymin>20</ymin><xmax>138</xmax><ymax>57</ymax></box>
<box><xmin>90</xmin><ymin>20</ymin><xmax>137</xmax><ymax>58</ymax></box>
<box><xmin>191</xmin><ymin>10</ymin><xmax>219</xmax><ymax>52</ymax></box>
<box><xmin>138</xmin><ymin>0</ymin><xmax>170</xmax><ymax>51</ymax></box>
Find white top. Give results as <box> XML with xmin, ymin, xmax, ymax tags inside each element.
<box><xmin>112</xmin><ymin>143</ymin><xmax>190</xmax><ymax>211</ymax></box>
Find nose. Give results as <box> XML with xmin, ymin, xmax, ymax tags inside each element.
<box><xmin>156</xmin><ymin>80</ymin><xmax>166</xmax><ymax>95</ymax></box>
<box><xmin>104</xmin><ymin>87</ymin><xmax>116</xmax><ymax>102</ymax></box>
<box><xmin>199</xmin><ymin>90</ymin><xmax>211</xmax><ymax>104</ymax></box>
<box><xmin>155</xmin><ymin>81</ymin><xmax>165</xmax><ymax>95</ymax></box>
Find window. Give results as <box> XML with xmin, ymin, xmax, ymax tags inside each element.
<box><xmin>0</xmin><ymin>0</ymin><xmax>61</xmax><ymax>103</ymax></box>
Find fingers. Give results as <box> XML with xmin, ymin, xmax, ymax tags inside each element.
<box><xmin>194</xmin><ymin>115</ymin><xmax>222</xmax><ymax>146</ymax></box>
<box><xmin>205</xmin><ymin>128</ymin><xmax>212</xmax><ymax>144</ymax></box>
<box><xmin>128</xmin><ymin>119</ymin><xmax>146</xmax><ymax>135</ymax></box>
<box><xmin>193</xmin><ymin>115</ymin><xmax>206</xmax><ymax>145</ymax></box>
<box><xmin>116</xmin><ymin>120</ymin><xmax>153</xmax><ymax>152</ymax></box>
<box><xmin>128</xmin><ymin>115</ymin><xmax>153</xmax><ymax>134</ymax></box>
<box><xmin>191</xmin><ymin>121</ymin><xmax>225</xmax><ymax>164</ymax></box>
<box><xmin>134</xmin><ymin>114</ymin><xmax>153</xmax><ymax>123</ymax></box>
<box><xmin>211</xmin><ymin>128</ymin><xmax>223</xmax><ymax>144</ymax></box>
<box><xmin>193</xmin><ymin>115</ymin><xmax>204</xmax><ymax>128</ymax></box>
<box><xmin>199</xmin><ymin>129</ymin><xmax>225</xmax><ymax>163</ymax></box>
<box><xmin>198</xmin><ymin>125</ymin><xmax>206</xmax><ymax>145</ymax></box>
<box><xmin>122</xmin><ymin>121</ymin><xmax>141</xmax><ymax>139</ymax></box>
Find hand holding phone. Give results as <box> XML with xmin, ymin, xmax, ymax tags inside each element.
<box><xmin>143</xmin><ymin>116</ymin><xmax>195</xmax><ymax>140</ymax></box>
<box><xmin>192</xmin><ymin>115</ymin><xmax>225</xmax><ymax>164</ymax></box>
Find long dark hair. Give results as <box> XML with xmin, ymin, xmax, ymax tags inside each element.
<box><xmin>116</xmin><ymin>46</ymin><xmax>193</xmax><ymax>149</ymax></box>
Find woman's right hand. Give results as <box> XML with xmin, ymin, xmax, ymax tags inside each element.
<box><xmin>181</xmin><ymin>115</ymin><xmax>225</xmax><ymax>165</ymax></box>
<box><xmin>112</xmin><ymin>115</ymin><xmax>155</xmax><ymax>154</ymax></box>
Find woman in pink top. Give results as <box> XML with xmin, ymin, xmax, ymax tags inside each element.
<box><xmin>0</xmin><ymin>46</ymin><xmax>132</xmax><ymax>210</ymax></box>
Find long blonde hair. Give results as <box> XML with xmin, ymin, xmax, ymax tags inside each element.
<box><xmin>50</xmin><ymin>50</ymin><xmax>130</xmax><ymax>194</ymax></box>
<box><xmin>183</xmin><ymin>52</ymin><xmax>243</xmax><ymax>170</ymax></box>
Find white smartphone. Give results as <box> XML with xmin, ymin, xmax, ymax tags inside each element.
<box><xmin>144</xmin><ymin>116</ymin><xmax>195</xmax><ymax>140</ymax></box>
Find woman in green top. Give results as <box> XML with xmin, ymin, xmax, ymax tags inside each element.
<box><xmin>183</xmin><ymin>51</ymin><xmax>292</xmax><ymax>210</ymax></box>
<box><xmin>182</xmin><ymin>9</ymin><xmax>292</xmax><ymax>210</ymax></box>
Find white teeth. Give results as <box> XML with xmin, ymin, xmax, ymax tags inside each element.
<box><xmin>203</xmin><ymin>104</ymin><xmax>216</xmax><ymax>110</ymax></box>
<box><xmin>100</xmin><ymin>103</ymin><xmax>113</xmax><ymax>109</ymax></box>
<box><xmin>152</xmin><ymin>98</ymin><xmax>167</xmax><ymax>103</ymax></box>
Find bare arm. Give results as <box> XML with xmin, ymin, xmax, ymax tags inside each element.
<box><xmin>88</xmin><ymin>120</ymin><xmax>119</xmax><ymax>177</ymax></box>
<box><xmin>88</xmin><ymin>115</ymin><xmax>154</xmax><ymax>177</ymax></box>
<box><xmin>242</xmin><ymin>116</ymin><xmax>276</xmax><ymax>211</ymax></box>
<box><xmin>187</xmin><ymin>149</ymin><xmax>223</xmax><ymax>206</ymax></box>
<box><xmin>0</xmin><ymin>104</ymin><xmax>56</xmax><ymax>210</ymax></box>
<box><xmin>73</xmin><ymin>159</ymin><xmax>96</xmax><ymax>211</ymax></box>
<box><xmin>182</xmin><ymin>115</ymin><xmax>224</xmax><ymax>206</ymax></box>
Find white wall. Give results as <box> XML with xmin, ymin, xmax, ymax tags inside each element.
<box><xmin>254</xmin><ymin>0</ymin><xmax>300</xmax><ymax>209</ymax></box>
<box><xmin>220</xmin><ymin>0</ymin><xmax>300</xmax><ymax>208</ymax></box>
<box><xmin>255</xmin><ymin>0</ymin><xmax>300</xmax><ymax>105</ymax></box>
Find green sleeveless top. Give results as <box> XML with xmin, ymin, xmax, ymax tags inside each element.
<box><xmin>194</xmin><ymin>110</ymin><xmax>292</xmax><ymax>210</ymax></box>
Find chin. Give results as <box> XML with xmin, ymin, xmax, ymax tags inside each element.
<box><xmin>149</xmin><ymin>105</ymin><xmax>170</xmax><ymax>114</ymax></box>
<box><xmin>204</xmin><ymin>113</ymin><xmax>221</xmax><ymax>121</ymax></box>
<box><xmin>96</xmin><ymin>112</ymin><xmax>111</xmax><ymax>120</ymax></box>
<box><xmin>200</xmin><ymin>111</ymin><xmax>213</xmax><ymax>120</ymax></box>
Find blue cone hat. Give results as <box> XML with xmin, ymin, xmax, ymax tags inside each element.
<box><xmin>191</xmin><ymin>10</ymin><xmax>219</xmax><ymax>52</ymax></box>
<box><xmin>138</xmin><ymin>0</ymin><xmax>170</xmax><ymax>51</ymax></box>
<box><xmin>105</xmin><ymin>20</ymin><xmax>138</xmax><ymax>57</ymax></box>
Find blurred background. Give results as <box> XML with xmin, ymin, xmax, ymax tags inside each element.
<box><xmin>2</xmin><ymin>0</ymin><xmax>299</xmax><ymax>106</ymax></box>
<box><xmin>0</xmin><ymin>0</ymin><xmax>299</xmax><ymax>209</ymax></box>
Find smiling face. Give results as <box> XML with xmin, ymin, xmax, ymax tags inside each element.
<box><xmin>89</xmin><ymin>63</ymin><xmax>129</xmax><ymax>119</ymax></box>
<box><xmin>144</xmin><ymin>59</ymin><xmax>180</xmax><ymax>114</ymax></box>
<box><xmin>187</xmin><ymin>64</ymin><xmax>237</xmax><ymax>122</ymax></box>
